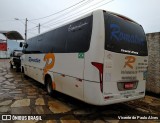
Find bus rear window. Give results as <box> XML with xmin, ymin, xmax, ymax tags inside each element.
<box><xmin>104</xmin><ymin>12</ymin><xmax>148</xmax><ymax>56</ymax></box>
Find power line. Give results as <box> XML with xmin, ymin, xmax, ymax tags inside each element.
<box><xmin>28</xmin><ymin>31</ymin><xmax>37</xmax><ymax>35</ymax></box>
<box><xmin>28</xmin><ymin>21</ymin><xmax>37</xmax><ymax>25</ymax></box>
<box><xmin>43</xmin><ymin>0</ymin><xmax>114</xmax><ymax>28</ymax></box>
<box><xmin>28</xmin><ymin>0</ymin><xmax>114</xmax><ymax>32</ymax></box>
<box><xmin>41</xmin><ymin>0</ymin><xmax>93</xmax><ymax>25</ymax></box>
<box><xmin>17</xmin><ymin>19</ymin><xmax>25</xmax><ymax>25</ymax></box>
<box><xmin>27</xmin><ymin>21</ymin><xmax>50</xmax><ymax>31</ymax></box>
<box><xmin>43</xmin><ymin>0</ymin><xmax>105</xmax><ymax>26</ymax></box>
<box><xmin>27</xmin><ymin>0</ymin><xmax>93</xmax><ymax>31</ymax></box>
<box><xmin>28</xmin><ymin>27</ymin><xmax>38</xmax><ymax>31</ymax></box>
<box><xmin>29</xmin><ymin>0</ymin><xmax>87</xmax><ymax>21</ymax></box>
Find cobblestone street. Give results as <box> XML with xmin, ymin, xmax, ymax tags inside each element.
<box><xmin>0</xmin><ymin>59</ymin><xmax>160</xmax><ymax>123</ymax></box>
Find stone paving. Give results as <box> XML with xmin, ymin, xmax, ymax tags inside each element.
<box><xmin>0</xmin><ymin>59</ymin><xmax>160</xmax><ymax>123</ymax></box>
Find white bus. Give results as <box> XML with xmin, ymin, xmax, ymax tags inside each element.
<box><xmin>20</xmin><ymin>10</ymin><xmax>148</xmax><ymax>105</ymax></box>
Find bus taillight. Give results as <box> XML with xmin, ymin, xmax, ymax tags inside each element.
<box><xmin>91</xmin><ymin>62</ymin><xmax>103</xmax><ymax>92</ymax></box>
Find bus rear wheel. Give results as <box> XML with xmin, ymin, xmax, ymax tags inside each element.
<box><xmin>21</xmin><ymin>67</ymin><xmax>28</xmax><ymax>79</ymax></box>
<box><xmin>46</xmin><ymin>77</ymin><xmax>54</xmax><ymax>95</ymax></box>
<box><xmin>10</xmin><ymin>63</ymin><xmax>13</xmax><ymax>69</ymax></box>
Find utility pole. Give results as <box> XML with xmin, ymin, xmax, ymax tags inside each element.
<box><xmin>25</xmin><ymin>18</ymin><xmax>28</xmax><ymax>42</ymax></box>
<box><xmin>15</xmin><ymin>18</ymin><xmax>28</xmax><ymax>42</ymax></box>
<box><xmin>38</xmin><ymin>23</ymin><xmax>40</xmax><ymax>34</ymax></box>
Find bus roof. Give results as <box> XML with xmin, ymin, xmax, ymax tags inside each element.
<box><xmin>28</xmin><ymin>9</ymin><xmax>140</xmax><ymax>40</ymax></box>
<box><xmin>103</xmin><ymin>10</ymin><xmax>139</xmax><ymax>24</ymax></box>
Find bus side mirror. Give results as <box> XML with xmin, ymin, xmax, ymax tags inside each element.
<box><xmin>10</xmin><ymin>53</ymin><xmax>13</xmax><ymax>57</ymax></box>
<box><xmin>19</xmin><ymin>42</ymin><xmax>23</xmax><ymax>47</ymax></box>
<box><xmin>22</xmin><ymin>50</ymin><xmax>25</xmax><ymax>54</ymax></box>
<box><xmin>24</xmin><ymin>43</ymin><xmax>28</xmax><ymax>48</ymax></box>
<box><xmin>20</xmin><ymin>42</ymin><xmax>28</xmax><ymax>48</ymax></box>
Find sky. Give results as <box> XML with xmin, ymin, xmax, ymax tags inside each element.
<box><xmin>0</xmin><ymin>0</ymin><xmax>160</xmax><ymax>40</ymax></box>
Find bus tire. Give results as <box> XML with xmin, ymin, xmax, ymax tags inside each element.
<box><xmin>16</xmin><ymin>66</ymin><xmax>20</xmax><ymax>72</ymax></box>
<box><xmin>10</xmin><ymin>63</ymin><xmax>13</xmax><ymax>69</ymax></box>
<box><xmin>45</xmin><ymin>76</ymin><xmax>54</xmax><ymax>95</ymax></box>
<box><xmin>21</xmin><ymin>67</ymin><xmax>28</xmax><ymax>79</ymax></box>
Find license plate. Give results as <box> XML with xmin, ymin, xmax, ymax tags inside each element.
<box><xmin>124</xmin><ymin>83</ymin><xmax>134</xmax><ymax>89</ymax></box>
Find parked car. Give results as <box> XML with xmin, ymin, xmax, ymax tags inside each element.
<box><xmin>10</xmin><ymin>50</ymin><xmax>23</xmax><ymax>72</ymax></box>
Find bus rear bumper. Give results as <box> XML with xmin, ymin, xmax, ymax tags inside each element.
<box><xmin>84</xmin><ymin>80</ymin><xmax>145</xmax><ymax>106</ymax></box>
<box><xmin>100</xmin><ymin>94</ymin><xmax>145</xmax><ymax>105</ymax></box>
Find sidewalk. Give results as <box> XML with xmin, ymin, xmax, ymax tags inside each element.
<box><xmin>125</xmin><ymin>95</ymin><xmax>160</xmax><ymax>115</ymax></box>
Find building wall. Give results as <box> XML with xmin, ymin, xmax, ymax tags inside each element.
<box><xmin>146</xmin><ymin>32</ymin><xmax>160</xmax><ymax>94</ymax></box>
<box><xmin>0</xmin><ymin>40</ymin><xmax>22</xmax><ymax>58</ymax></box>
<box><xmin>0</xmin><ymin>51</ymin><xmax>9</xmax><ymax>58</ymax></box>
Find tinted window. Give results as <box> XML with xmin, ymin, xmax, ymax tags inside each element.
<box><xmin>67</xmin><ymin>18</ymin><xmax>92</xmax><ymax>52</ymax></box>
<box><xmin>39</xmin><ymin>29</ymin><xmax>66</xmax><ymax>53</ymax></box>
<box><xmin>25</xmin><ymin>38</ymin><xmax>41</xmax><ymax>53</ymax></box>
<box><xmin>25</xmin><ymin>15</ymin><xmax>93</xmax><ymax>54</ymax></box>
<box><xmin>104</xmin><ymin>12</ymin><xmax>148</xmax><ymax>56</ymax></box>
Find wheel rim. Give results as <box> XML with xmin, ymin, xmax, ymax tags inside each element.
<box><xmin>47</xmin><ymin>82</ymin><xmax>52</xmax><ymax>93</ymax></box>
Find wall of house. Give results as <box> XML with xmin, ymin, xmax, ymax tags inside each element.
<box><xmin>0</xmin><ymin>40</ymin><xmax>22</xmax><ymax>58</ymax></box>
<box><xmin>146</xmin><ymin>32</ymin><xmax>160</xmax><ymax>94</ymax></box>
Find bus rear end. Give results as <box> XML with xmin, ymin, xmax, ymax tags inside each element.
<box><xmin>102</xmin><ymin>12</ymin><xmax>148</xmax><ymax>105</ymax></box>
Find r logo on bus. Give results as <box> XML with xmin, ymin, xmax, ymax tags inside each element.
<box><xmin>43</xmin><ymin>53</ymin><xmax>55</xmax><ymax>79</ymax></box>
<box><xmin>124</xmin><ymin>56</ymin><xmax>136</xmax><ymax>69</ymax></box>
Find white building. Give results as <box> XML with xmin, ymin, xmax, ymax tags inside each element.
<box><xmin>0</xmin><ymin>31</ymin><xmax>24</xmax><ymax>58</ymax></box>
<box><xmin>0</xmin><ymin>40</ymin><xmax>22</xmax><ymax>58</ymax></box>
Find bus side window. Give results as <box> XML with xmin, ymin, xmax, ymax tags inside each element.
<box><xmin>66</xmin><ymin>16</ymin><xmax>93</xmax><ymax>53</ymax></box>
